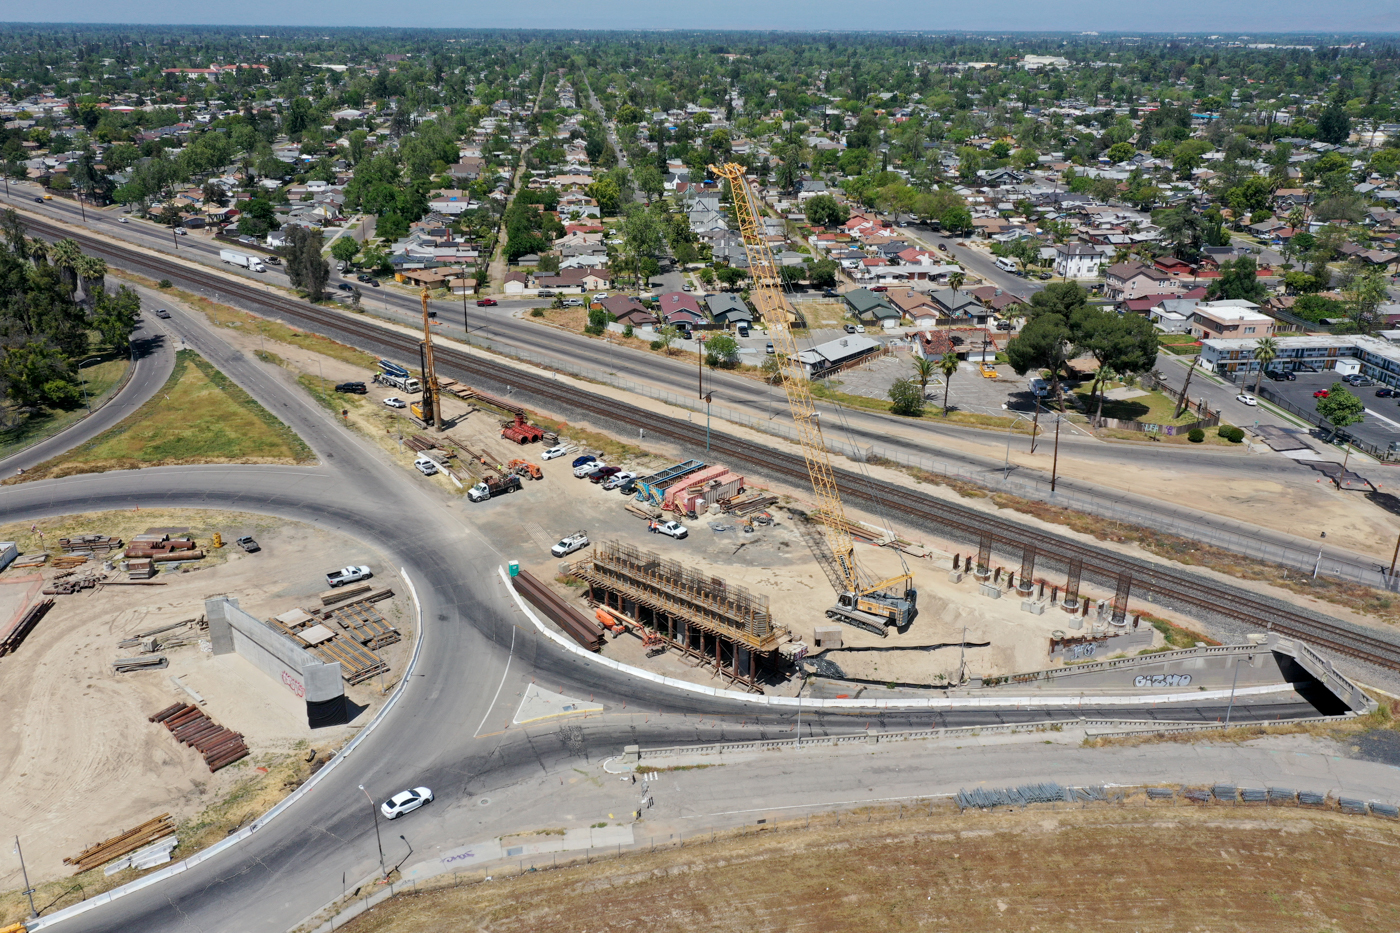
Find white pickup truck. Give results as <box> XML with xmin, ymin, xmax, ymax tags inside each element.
<box><xmin>649</xmin><ymin>520</ymin><xmax>689</xmax><ymax>540</ymax></box>
<box><xmin>550</xmin><ymin>531</ymin><xmax>590</xmax><ymax>557</ymax></box>
<box><xmin>326</xmin><ymin>565</ymin><xmax>372</xmax><ymax>587</ymax></box>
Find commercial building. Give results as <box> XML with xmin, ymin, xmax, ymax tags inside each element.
<box><xmin>1199</xmin><ymin>334</ymin><xmax>1400</xmax><ymax>384</ymax></box>
<box><xmin>1188</xmin><ymin>300</ymin><xmax>1274</xmax><ymax>340</ymax></box>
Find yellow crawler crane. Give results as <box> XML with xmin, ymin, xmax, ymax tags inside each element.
<box><xmin>710</xmin><ymin>162</ymin><xmax>917</xmax><ymax>636</ymax></box>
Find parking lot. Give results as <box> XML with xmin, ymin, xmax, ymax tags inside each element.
<box><xmin>1259</xmin><ymin>370</ymin><xmax>1400</xmax><ymax>453</ymax></box>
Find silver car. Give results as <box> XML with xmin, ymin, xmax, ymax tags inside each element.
<box><xmin>381</xmin><ymin>787</ymin><xmax>434</xmax><ymax>819</ymax></box>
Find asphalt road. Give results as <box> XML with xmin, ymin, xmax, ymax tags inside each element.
<box><xmin>0</xmin><ymin>314</ymin><xmax>174</xmax><ymax>476</ymax></box>
<box><xmin>0</xmin><ymin>252</ymin><xmax>1345</xmax><ymax>933</ymax></box>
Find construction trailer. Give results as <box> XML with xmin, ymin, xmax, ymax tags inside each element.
<box><xmin>635</xmin><ymin>460</ymin><xmax>706</xmax><ymax>506</ymax></box>
<box><xmin>568</xmin><ymin>540</ymin><xmax>785</xmax><ymax>691</ymax></box>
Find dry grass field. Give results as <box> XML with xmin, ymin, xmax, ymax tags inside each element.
<box><xmin>339</xmin><ymin>801</ymin><xmax>1400</xmax><ymax>933</ymax></box>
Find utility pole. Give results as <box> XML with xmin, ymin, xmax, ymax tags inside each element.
<box><xmin>15</xmin><ymin>836</ymin><xmax>36</xmax><ymax>918</ymax></box>
<box><xmin>1173</xmin><ymin>357</ymin><xmax>1200</xmax><ymax>420</ymax></box>
<box><xmin>358</xmin><ymin>786</ymin><xmax>386</xmax><ymax>880</ymax></box>
<box><xmin>1050</xmin><ymin>415</ymin><xmax>1063</xmax><ymax>493</ymax></box>
<box><xmin>461</xmin><ymin>263</ymin><xmax>470</xmax><ymax>344</ymax></box>
<box><xmin>697</xmin><ymin>334</ymin><xmax>705</xmax><ymax>399</ymax></box>
<box><xmin>421</xmin><ymin>287</ymin><xmax>442</xmax><ymax>430</ymax></box>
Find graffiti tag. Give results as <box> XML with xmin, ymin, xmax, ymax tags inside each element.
<box><xmin>1134</xmin><ymin>673</ymin><xmax>1192</xmax><ymax>688</ymax></box>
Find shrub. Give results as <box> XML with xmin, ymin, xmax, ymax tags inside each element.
<box><xmin>530</xmin><ymin>307</ymin><xmax>545</xmax><ymax>317</ymax></box>
<box><xmin>1217</xmin><ymin>425</ymin><xmax>1245</xmax><ymax>443</ymax></box>
<box><xmin>1188</xmin><ymin>427</ymin><xmax>1205</xmax><ymax>443</ymax></box>
<box><xmin>650</xmin><ymin>339</ymin><xmax>664</xmax><ymax>350</ymax></box>
<box><xmin>157</xmin><ymin>279</ymin><xmax>172</xmax><ymax>288</ymax></box>
<box><xmin>888</xmin><ymin>378</ymin><xmax>926</xmax><ymax>417</ymax></box>
<box><xmin>623</xmin><ymin>324</ymin><xmax>634</xmax><ymax>338</ymax></box>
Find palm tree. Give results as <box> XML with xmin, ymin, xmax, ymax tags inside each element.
<box><xmin>1090</xmin><ymin>365</ymin><xmax>1117</xmax><ymax>427</ymax></box>
<box><xmin>913</xmin><ymin>356</ymin><xmax>936</xmax><ymax>399</ymax></box>
<box><xmin>76</xmin><ymin>254</ymin><xmax>106</xmax><ymax>307</ymax></box>
<box><xmin>50</xmin><ymin>238</ymin><xmax>83</xmax><ymax>298</ymax></box>
<box><xmin>938</xmin><ymin>350</ymin><xmax>960</xmax><ymax>415</ymax></box>
<box><xmin>1252</xmin><ymin>335</ymin><xmax>1279</xmax><ymax>394</ymax></box>
<box><xmin>946</xmin><ymin>271</ymin><xmax>965</xmax><ymax>306</ymax></box>
<box><xmin>27</xmin><ymin>237</ymin><xmax>49</xmax><ymax>266</ymax></box>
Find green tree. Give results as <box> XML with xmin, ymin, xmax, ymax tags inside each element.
<box><xmin>1106</xmin><ymin>142</ymin><xmax>1136</xmax><ymax>163</ymax></box>
<box><xmin>1071</xmin><ymin>305</ymin><xmax>1159</xmax><ymax>376</ymax></box>
<box><xmin>940</xmin><ymin>205</ymin><xmax>972</xmax><ymax>236</ymax></box>
<box><xmin>1316</xmin><ymin>382</ymin><xmax>1366</xmax><ymax>464</ymax></box>
<box><xmin>1343</xmin><ymin>268</ymin><xmax>1389</xmax><ymax>334</ymax></box>
<box><xmin>285</xmin><ymin>226</ymin><xmax>330</xmax><ymax>299</ymax></box>
<box><xmin>1158</xmin><ymin>206</ymin><xmax>1207</xmax><ymax>262</ymax></box>
<box><xmin>912</xmin><ymin>356</ymin><xmax>936</xmax><ymax>399</ymax></box>
<box><xmin>888</xmin><ymin>377</ymin><xmax>925</xmax><ymax>417</ymax></box>
<box><xmin>704</xmin><ymin>333</ymin><xmax>739</xmax><ymax>368</ymax></box>
<box><xmin>330</xmin><ymin>236</ymin><xmax>360</xmax><ymax>267</ymax></box>
<box><xmin>804</xmin><ymin>194</ymin><xmax>849</xmax><ymax>228</ymax></box>
<box><xmin>1006</xmin><ymin>314</ymin><xmax>1072</xmax><ymax>401</ymax></box>
<box><xmin>655</xmin><ymin>323</ymin><xmax>680</xmax><ymax>354</ymax></box>
<box><xmin>1208</xmin><ymin>256</ymin><xmax>1267</xmax><ymax>302</ymax></box>
<box><xmin>1251</xmin><ymin>335</ymin><xmax>1279</xmax><ymax>393</ymax></box>
<box><xmin>808</xmin><ymin>258</ymin><xmax>839</xmax><ymax>288</ymax></box>
<box><xmin>1088</xmin><ymin>365</ymin><xmax>1117</xmax><ymax>427</ymax></box>
<box><xmin>1316</xmin><ymin>93</ymin><xmax>1352</xmax><ymax>146</ymax></box>
<box><xmin>92</xmin><ymin>285</ymin><xmax>140</xmax><ymax>349</ymax></box>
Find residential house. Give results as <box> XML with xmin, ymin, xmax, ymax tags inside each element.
<box><xmin>656</xmin><ymin>291</ymin><xmax>708</xmax><ymax>328</ymax></box>
<box><xmin>843</xmin><ymin>288</ymin><xmax>899</xmax><ymax>325</ymax></box>
<box><xmin>502</xmin><ymin>271</ymin><xmax>529</xmax><ymax>296</ymax></box>
<box><xmin>927</xmin><ymin>287</ymin><xmax>989</xmax><ymax>325</ymax></box>
<box><xmin>447</xmin><ymin>158</ymin><xmax>485</xmax><ymax>182</ymax></box>
<box><xmin>887</xmin><ymin>288</ymin><xmax>940</xmax><ymax>327</ymax></box>
<box><xmin>428</xmin><ymin>190</ymin><xmax>474</xmax><ymax>215</ymax></box>
<box><xmin>1053</xmin><ymin>243</ymin><xmax>1106</xmax><ymax>278</ymax></box>
<box><xmin>1104</xmin><ymin>261</ymin><xmax>1180</xmax><ymax>301</ymax></box>
<box><xmin>706</xmin><ymin>294</ymin><xmax>753</xmax><ymax>329</ymax></box>
<box><xmin>600</xmin><ymin>295</ymin><xmax>657</xmax><ymax>328</ymax></box>
<box><xmin>796</xmin><ymin>334</ymin><xmax>882</xmax><ymax>378</ymax></box>
<box><xmin>1190</xmin><ymin>301</ymin><xmax>1274</xmax><ymax>340</ymax></box>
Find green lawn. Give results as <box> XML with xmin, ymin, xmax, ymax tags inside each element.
<box><xmin>1159</xmin><ymin>334</ymin><xmax>1202</xmax><ymax>356</ymax></box>
<box><xmin>1074</xmin><ymin>385</ymin><xmax>1198</xmax><ymax>426</ymax></box>
<box><xmin>0</xmin><ymin>349</ymin><xmax>130</xmax><ymax>460</ymax></box>
<box><xmin>12</xmin><ymin>350</ymin><xmax>314</xmax><ymax>482</ymax></box>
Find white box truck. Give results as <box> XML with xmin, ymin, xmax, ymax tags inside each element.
<box><xmin>219</xmin><ymin>249</ymin><xmax>267</xmax><ymax>273</ymax></box>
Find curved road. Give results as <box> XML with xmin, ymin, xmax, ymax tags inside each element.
<box><xmin>0</xmin><ymin>250</ymin><xmax>1337</xmax><ymax>931</ymax></box>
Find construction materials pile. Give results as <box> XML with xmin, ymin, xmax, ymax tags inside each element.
<box><xmin>319</xmin><ymin>582</ymin><xmax>393</xmax><ymax>609</ymax></box>
<box><xmin>64</xmin><ymin>814</ymin><xmax>175</xmax><ymax>875</ymax></box>
<box><xmin>722</xmin><ymin>493</ymin><xmax>778</xmax><ymax>516</ymax></box>
<box><xmin>0</xmin><ymin>598</ymin><xmax>54</xmax><ymax>657</ymax></box>
<box><xmin>124</xmin><ymin>533</ymin><xmax>203</xmax><ymax>562</ymax></box>
<box><xmin>501</xmin><ymin>412</ymin><xmax>544</xmax><ymax>444</ymax></box>
<box><xmin>511</xmin><ymin>569</ymin><xmax>603</xmax><ymax>651</ymax></box>
<box><xmin>437</xmin><ymin>377</ymin><xmax>525</xmax><ymax>416</ymax></box>
<box><xmin>320</xmin><ymin>599</ymin><xmax>401</xmax><ymax>649</ymax></box>
<box><xmin>149</xmin><ymin>703</ymin><xmax>249</xmax><ymax>772</ymax></box>
<box><xmin>112</xmin><ymin>655</ymin><xmax>167</xmax><ymax>673</ymax></box>
<box><xmin>127</xmin><ymin>558</ymin><xmax>156</xmax><ymax>579</ymax></box>
<box><xmin>52</xmin><ymin>553</ymin><xmax>91</xmax><ymax>570</ymax></box>
<box><xmin>44</xmin><ymin>571</ymin><xmax>107</xmax><ymax>595</ymax></box>
<box><xmin>271</xmin><ymin>593</ymin><xmax>397</xmax><ymax>684</ymax></box>
<box><xmin>114</xmin><ymin>617</ymin><xmax>205</xmax><ymax>668</ymax></box>
<box><xmin>59</xmin><ymin>534</ymin><xmax>124</xmax><ymax>556</ymax></box>
<box><xmin>9</xmin><ymin>552</ymin><xmax>49</xmax><ymax>569</ymax></box>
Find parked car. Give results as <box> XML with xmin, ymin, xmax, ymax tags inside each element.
<box><xmin>476</xmin><ymin>298</ymin><xmax>498</xmax><ymax>307</ymax></box>
<box><xmin>1236</xmin><ymin>393</ymin><xmax>1258</xmax><ymax>406</ymax></box>
<box><xmin>681</xmin><ymin>283</ymin><xmax>692</xmax><ymax>291</ymax></box>
<box><xmin>413</xmin><ymin>456</ymin><xmax>439</xmax><ymax>476</ymax></box>
<box><xmin>571</xmin><ymin>455</ymin><xmax>597</xmax><ymax>468</ymax></box>
<box><xmin>1037</xmin><ymin>272</ymin><xmax>1052</xmax><ymax>280</ymax></box>
<box><xmin>562</xmin><ymin>298</ymin><xmax>583</xmax><ymax>307</ymax></box>
<box><xmin>380</xmin><ymin>787</ymin><xmax>433</xmax><ymax>820</ymax></box>
<box><xmin>383</xmin><ymin>397</ymin><xmax>406</xmax><ymax>409</ymax></box>
<box><xmin>736</xmin><ymin>322</ymin><xmax>750</xmax><ymax>337</ymax></box>
<box><xmin>542</xmin><ymin>444</ymin><xmax>569</xmax><ymax>460</ymax></box>
<box><xmin>1313</xmin><ymin>390</ymin><xmax>1330</xmax><ymax>398</ymax></box>
<box><xmin>337</xmin><ymin>283</ymin><xmax>354</xmax><ymax>292</ymax></box>
<box><xmin>234</xmin><ymin>536</ymin><xmax>260</xmax><ymax>553</ymax></box>
<box><xmin>551</xmin><ymin>531</ymin><xmax>590</xmax><ymax>558</ymax></box>
<box><xmin>1353</xmin><ymin>376</ymin><xmax>1376</xmax><ymax>387</ymax></box>
<box><xmin>334</xmin><ymin>381</ymin><xmax>367</xmax><ymax>394</ymax></box>
<box><xmin>843</xmin><ymin>324</ymin><xmax>857</xmax><ymax>334</ymax></box>
<box><xmin>854</xmin><ymin>324</ymin><xmax>866</xmax><ymax>333</ymax></box>
<box><xmin>869</xmin><ymin>286</ymin><xmax>888</xmax><ymax>293</ymax></box>
<box><xmin>650</xmin><ymin>520</ymin><xmax>689</xmax><ymax>539</ymax></box>
<box><xmin>995</xmin><ymin>320</ymin><xmax>1013</xmax><ymax>331</ymax></box>
<box><xmin>537</xmin><ymin>289</ymin><xmax>554</xmax><ymax>298</ymax></box>
<box><xmin>615</xmin><ymin>478</ymin><xmax>638</xmax><ymax>495</ymax></box>
<box><xmin>1265</xmin><ymin>369</ymin><xmax>1295</xmax><ymax>381</ymax></box>
<box><xmin>1378</xmin><ymin>387</ymin><xmax>1398</xmax><ymax>398</ymax></box>
<box><xmin>326</xmin><ymin>566</ymin><xmax>372</xmax><ymax>587</ymax></box>
<box><xmin>585</xmin><ymin>465</ymin><xmax>619</xmax><ymax>482</ymax></box>
<box><xmin>574</xmin><ymin>461</ymin><xmax>605</xmax><ymax>478</ymax></box>
<box><xmin>603</xmin><ymin>470</ymin><xmax>636</xmax><ymax>490</ymax></box>
<box><xmin>593</xmin><ymin>293</ymin><xmax>609</xmax><ymax>303</ymax></box>
<box><xmin>1297</xmin><ymin>363</ymin><xmax>1319</xmax><ymax>372</ymax></box>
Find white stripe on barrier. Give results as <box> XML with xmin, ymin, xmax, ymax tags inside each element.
<box><xmin>28</xmin><ymin>569</ymin><xmax>428</xmax><ymax>931</ymax></box>
<box><xmin>496</xmin><ymin>566</ymin><xmax>1297</xmax><ymax>710</ymax></box>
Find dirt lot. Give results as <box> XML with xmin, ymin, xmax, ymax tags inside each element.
<box><xmin>0</xmin><ymin>510</ymin><xmax>411</xmax><ymax>889</ymax></box>
<box><xmin>341</xmin><ymin>802</ymin><xmax>1400</xmax><ymax>933</ymax></box>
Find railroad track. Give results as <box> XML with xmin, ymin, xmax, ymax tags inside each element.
<box><xmin>27</xmin><ymin>216</ymin><xmax>1400</xmax><ymax>674</ymax></box>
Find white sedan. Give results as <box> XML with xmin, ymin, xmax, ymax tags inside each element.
<box><xmin>1236</xmin><ymin>393</ymin><xmax>1258</xmax><ymax>407</ymax></box>
<box><xmin>541</xmin><ymin>444</ymin><xmax>569</xmax><ymax>460</ymax></box>
<box><xmin>383</xmin><ymin>397</ymin><xmax>406</xmax><ymax>409</ymax></box>
<box><xmin>381</xmin><ymin>787</ymin><xmax>434</xmax><ymax>819</ymax></box>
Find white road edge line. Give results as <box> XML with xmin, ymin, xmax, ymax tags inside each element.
<box><xmin>27</xmin><ymin>567</ymin><xmax>428</xmax><ymax>932</ymax></box>
<box><xmin>474</xmin><ymin>609</ymin><xmax>516</xmax><ymax>738</ymax></box>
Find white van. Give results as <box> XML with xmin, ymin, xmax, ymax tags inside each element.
<box><xmin>994</xmin><ymin>256</ymin><xmax>1018</xmax><ymax>273</ymax></box>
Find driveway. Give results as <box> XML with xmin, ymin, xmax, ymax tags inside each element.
<box><xmin>1262</xmin><ymin>371</ymin><xmax>1400</xmax><ymax>454</ymax></box>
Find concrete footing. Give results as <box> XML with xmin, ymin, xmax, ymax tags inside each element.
<box><xmin>1021</xmin><ymin>599</ymin><xmax>1045</xmax><ymax>615</ymax></box>
<box><xmin>979</xmin><ymin>583</ymin><xmax>1002</xmax><ymax>599</ymax></box>
<box><xmin>947</xmin><ymin>570</ymin><xmax>965</xmax><ymax>584</ymax></box>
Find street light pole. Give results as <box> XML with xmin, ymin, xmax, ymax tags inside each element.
<box><xmin>461</xmin><ymin>263</ymin><xmax>470</xmax><ymax>344</ymax></box>
<box><xmin>1224</xmin><ymin>656</ymin><xmax>1242</xmax><ymax>726</ymax></box>
<box><xmin>78</xmin><ymin>356</ymin><xmax>101</xmax><ymax>413</ymax></box>
<box><xmin>1050</xmin><ymin>414</ymin><xmax>1062</xmax><ymax>493</ymax></box>
<box><xmin>358</xmin><ymin>785</ymin><xmax>387</xmax><ymax>880</ymax></box>
<box><xmin>14</xmin><ymin>836</ymin><xmax>37</xmax><ymax>919</ymax></box>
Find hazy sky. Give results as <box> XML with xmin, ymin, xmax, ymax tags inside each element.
<box><xmin>7</xmin><ymin>0</ymin><xmax>1400</xmax><ymax>32</ymax></box>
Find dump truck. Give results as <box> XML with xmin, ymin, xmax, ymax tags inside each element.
<box><xmin>467</xmin><ymin>474</ymin><xmax>523</xmax><ymax>502</ymax></box>
<box><xmin>501</xmin><ymin>413</ymin><xmax>544</xmax><ymax>444</ymax></box>
<box><xmin>219</xmin><ymin>249</ymin><xmax>267</xmax><ymax>272</ymax></box>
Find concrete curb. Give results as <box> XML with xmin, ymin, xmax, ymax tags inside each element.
<box><xmin>496</xmin><ymin>565</ymin><xmax>1296</xmax><ymax>711</ymax></box>
<box><xmin>26</xmin><ymin>568</ymin><xmax>427</xmax><ymax>931</ymax></box>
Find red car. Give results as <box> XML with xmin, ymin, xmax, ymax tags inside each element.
<box><xmin>869</xmin><ymin>285</ymin><xmax>888</xmax><ymax>292</ymax></box>
<box><xmin>476</xmin><ymin>298</ymin><xmax>498</xmax><ymax>307</ymax></box>
<box><xmin>1313</xmin><ymin>390</ymin><xmax>1329</xmax><ymax>398</ymax></box>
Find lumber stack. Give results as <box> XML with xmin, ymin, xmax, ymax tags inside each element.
<box><xmin>64</xmin><ymin>814</ymin><xmax>175</xmax><ymax>874</ymax></box>
<box><xmin>52</xmin><ymin>554</ymin><xmax>91</xmax><ymax>570</ymax></box>
<box><xmin>149</xmin><ymin>703</ymin><xmax>248</xmax><ymax>772</ymax></box>
<box><xmin>0</xmin><ymin>598</ymin><xmax>54</xmax><ymax>657</ymax></box>
<box><xmin>319</xmin><ymin>582</ymin><xmax>372</xmax><ymax>607</ymax></box>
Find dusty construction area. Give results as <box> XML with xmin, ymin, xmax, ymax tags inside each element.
<box><xmin>339</xmin><ymin>801</ymin><xmax>1400</xmax><ymax>933</ymax></box>
<box><xmin>0</xmin><ymin>510</ymin><xmax>411</xmax><ymax>889</ymax></box>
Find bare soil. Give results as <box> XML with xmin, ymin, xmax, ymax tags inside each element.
<box><xmin>0</xmin><ymin>511</ymin><xmax>411</xmax><ymax>893</ymax></box>
<box><xmin>338</xmin><ymin>802</ymin><xmax>1400</xmax><ymax>933</ymax></box>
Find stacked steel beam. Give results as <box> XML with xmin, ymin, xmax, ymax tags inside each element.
<box><xmin>149</xmin><ymin>704</ymin><xmax>248</xmax><ymax>772</ymax></box>
<box><xmin>511</xmin><ymin>569</ymin><xmax>603</xmax><ymax>651</ymax></box>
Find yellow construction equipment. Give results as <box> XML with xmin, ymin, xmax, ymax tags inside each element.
<box><xmin>710</xmin><ymin>162</ymin><xmax>916</xmax><ymax>636</ymax></box>
<box><xmin>212</xmin><ymin>532</ymin><xmax>223</xmax><ymax>549</ymax></box>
